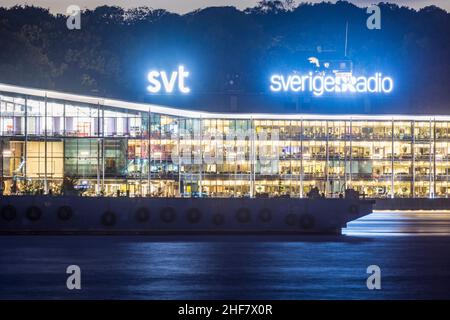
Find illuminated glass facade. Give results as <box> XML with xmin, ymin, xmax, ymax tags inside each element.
<box><xmin>1</xmin><ymin>84</ymin><xmax>449</xmax><ymax>198</ymax></box>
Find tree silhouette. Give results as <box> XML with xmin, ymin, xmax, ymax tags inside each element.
<box><xmin>0</xmin><ymin>2</ymin><xmax>449</xmax><ymax>114</ymax></box>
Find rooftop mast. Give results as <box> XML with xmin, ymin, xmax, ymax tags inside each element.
<box><xmin>344</xmin><ymin>21</ymin><xmax>349</xmax><ymax>57</ymax></box>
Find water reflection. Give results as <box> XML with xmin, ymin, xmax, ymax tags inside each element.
<box><xmin>1</xmin><ymin>211</ymin><xmax>450</xmax><ymax>299</ymax></box>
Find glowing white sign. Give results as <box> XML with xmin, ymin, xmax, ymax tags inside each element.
<box><xmin>147</xmin><ymin>65</ymin><xmax>190</xmax><ymax>94</ymax></box>
<box><xmin>270</xmin><ymin>72</ymin><xmax>393</xmax><ymax>96</ymax></box>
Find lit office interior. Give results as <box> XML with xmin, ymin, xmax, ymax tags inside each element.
<box><xmin>0</xmin><ymin>89</ymin><xmax>449</xmax><ymax>198</ymax></box>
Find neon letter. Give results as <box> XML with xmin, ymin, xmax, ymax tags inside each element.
<box><xmin>147</xmin><ymin>71</ymin><xmax>161</xmax><ymax>93</ymax></box>
<box><xmin>270</xmin><ymin>75</ymin><xmax>282</xmax><ymax>92</ymax></box>
<box><xmin>178</xmin><ymin>65</ymin><xmax>191</xmax><ymax>93</ymax></box>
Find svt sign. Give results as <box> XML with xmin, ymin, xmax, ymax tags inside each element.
<box><xmin>147</xmin><ymin>65</ymin><xmax>190</xmax><ymax>94</ymax></box>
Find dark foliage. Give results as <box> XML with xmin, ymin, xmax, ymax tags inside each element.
<box><xmin>0</xmin><ymin>1</ymin><xmax>449</xmax><ymax>114</ymax></box>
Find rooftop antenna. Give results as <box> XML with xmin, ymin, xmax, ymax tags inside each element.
<box><xmin>344</xmin><ymin>21</ymin><xmax>349</xmax><ymax>57</ymax></box>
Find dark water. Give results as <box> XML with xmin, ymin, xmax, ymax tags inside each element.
<box><xmin>1</xmin><ymin>211</ymin><xmax>450</xmax><ymax>300</ymax></box>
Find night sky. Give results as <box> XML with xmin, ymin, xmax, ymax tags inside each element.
<box><xmin>1</xmin><ymin>0</ymin><xmax>449</xmax><ymax>13</ymax></box>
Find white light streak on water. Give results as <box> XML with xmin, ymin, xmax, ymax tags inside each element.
<box><xmin>343</xmin><ymin>211</ymin><xmax>450</xmax><ymax>236</ymax></box>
